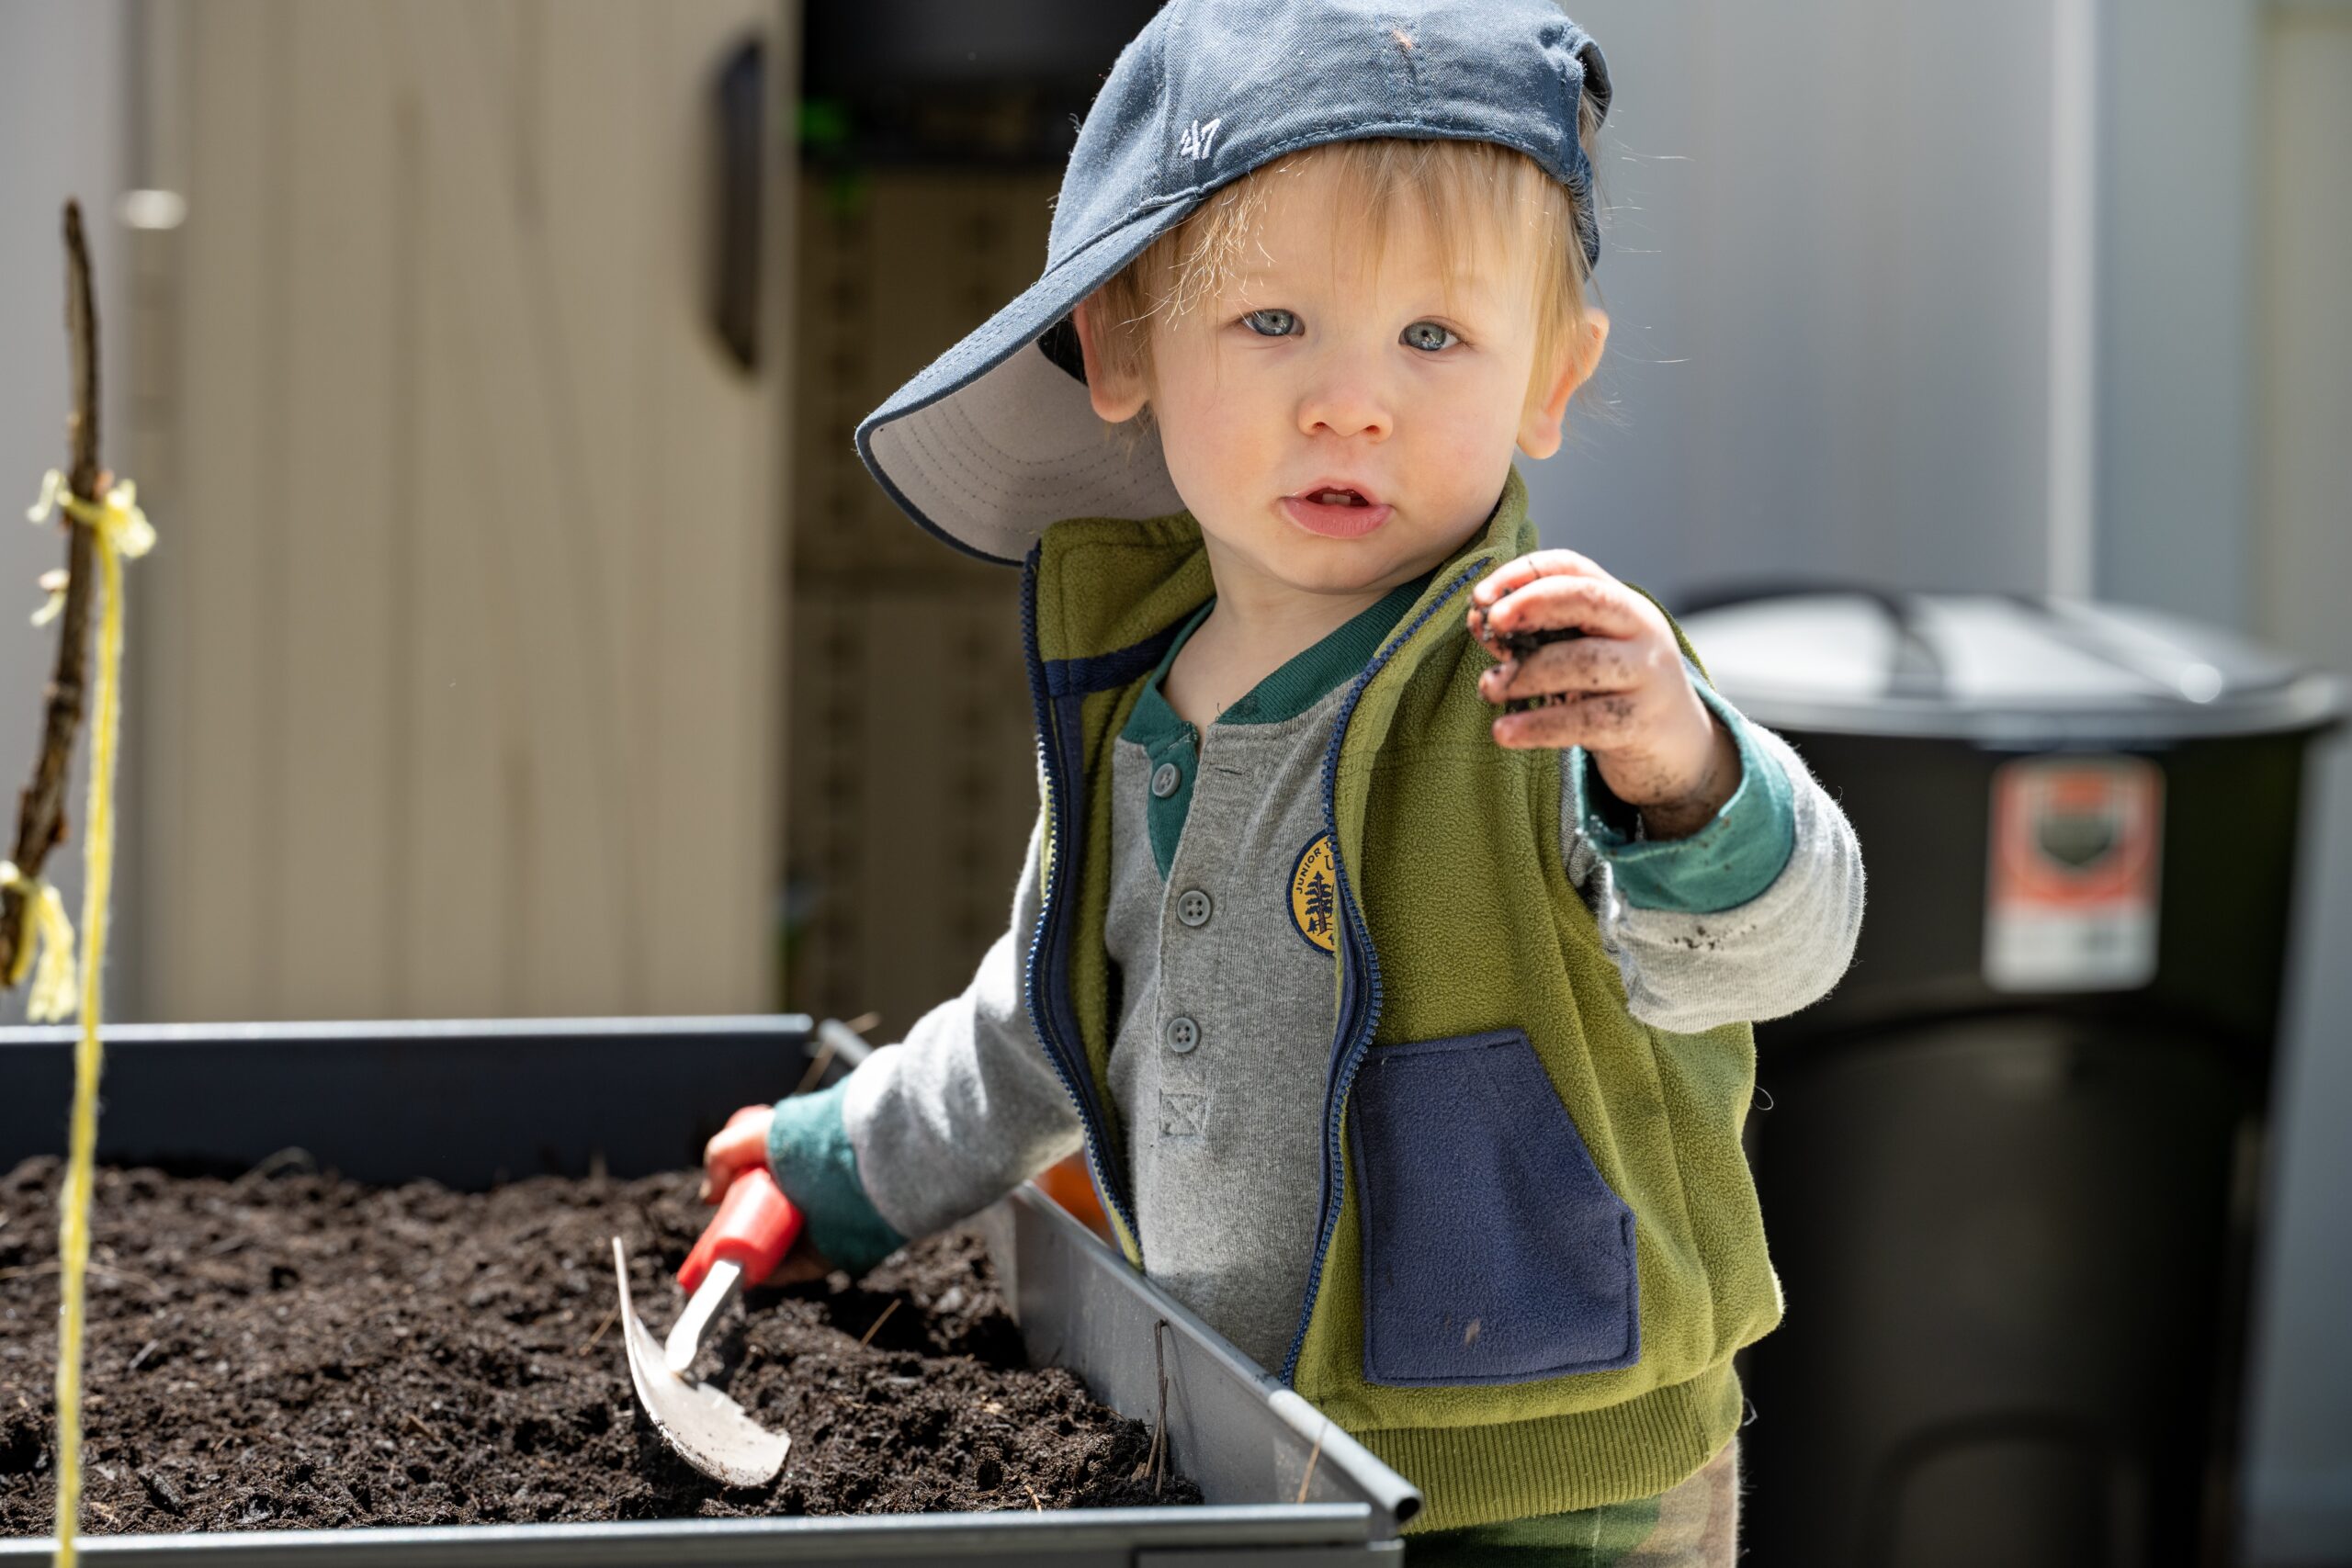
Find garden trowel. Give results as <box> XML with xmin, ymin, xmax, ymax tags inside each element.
<box><xmin>611</xmin><ymin>1162</ymin><xmax>802</xmax><ymax>1487</ymax></box>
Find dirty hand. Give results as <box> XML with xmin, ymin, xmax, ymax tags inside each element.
<box><xmin>700</xmin><ymin>1104</ymin><xmax>835</xmax><ymax>1283</ymax></box>
<box><xmin>1469</xmin><ymin>550</ymin><xmax>1740</xmax><ymax>840</ymax></box>
<box><xmin>700</xmin><ymin>1105</ymin><xmax>775</xmax><ymax>1202</ymax></box>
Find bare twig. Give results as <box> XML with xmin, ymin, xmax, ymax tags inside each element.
<box><xmin>855</xmin><ymin>1298</ymin><xmax>900</xmax><ymax>1348</ymax></box>
<box><xmin>401</xmin><ymin>1413</ymin><xmax>438</xmax><ymax>1444</ymax></box>
<box><xmin>0</xmin><ymin>200</ymin><xmax>104</xmax><ymax>986</ymax></box>
<box><xmin>60</xmin><ymin>202</ymin><xmax>97</xmax><ymax>538</ymax></box>
<box><xmin>1295</xmin><ymin>1419</ymin><xmax>1329</xmax><ymax>1504</ymax></box>
<box><xmin>1156</xmin><ymin>1322</ymin><xmax>1174</xmax><ymax>1495</ymax></box>
<box><xmin>1133</xmin><ymin>1319</ymin><xmax>1170</xmax><ymax>1492</ymax></box>
<box><xmin>238</xmin><ymin>1148</ymin><xmax>318</xmax><ymax>1184</ymax></box>
<box><xmin>0</xmin><ymin>1258</ymin><xmax>159</xmax><ymax>1294</ymax></box>
<box><xmin>578</xmin><ymin>1303</ymin><xmax>618</xmax><ymax>1357</ymax></box>
<box><xmin>794</xmin><ymin>1014</ymin><xmax>880</xmax><ymax>1093</ymax></box>
<box><xmin>790</xmin><ymin>1035</ymin><xmax>838</xmax><ymax>1099</ymax></box>
<box><xmin>93</xmin><ymin>1259</ymin><xmax>159</xmax><ymax>1294</ymax></box>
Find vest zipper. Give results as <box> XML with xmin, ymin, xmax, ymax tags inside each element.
<box><xmin>1018</xmin><ymin>549</ymin><xmax>1145</xmax><ymax>1252</ymax></box>
<box><xmin>1278</xmin><ymin>559</ymin><xmax>1488</xmax><ymax>1386</ymax></box>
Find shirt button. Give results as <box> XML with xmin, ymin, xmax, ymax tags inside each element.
<box><xmin>1176</xmin><ymin>888</ymin><xmax>1213</xmax><ymax>927</ymax></box>
<box><xmin>1164</xmin><ymin>1014</ymin><xmax>1201</xmax><ymax>1054</ymax></box>
<box><xmin>1151</xmin><ymin>761</ymin><xmax>1182</xmax><ymax>799</ymax></box>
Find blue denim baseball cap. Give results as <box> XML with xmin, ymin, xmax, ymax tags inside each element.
<box><xmin>854</xmin><ymin>0</ymin><xmax>1611</xmax><ymax>563</ymax></box>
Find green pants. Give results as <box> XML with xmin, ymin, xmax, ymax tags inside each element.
<box><xmin>1407</xmin><ymin>1438</ymin><xmax>1741</xmax><ymax>1567</ymax></box>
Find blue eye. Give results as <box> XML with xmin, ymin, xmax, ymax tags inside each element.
<box><xmin>1241</xmin><ymin>309</ymin><xmax>1300</xmax><ymax>337</ymax></box>
<box><xmin>1401</xmin><ymin>321</ymin><xmax>1459</xmax><ymax>353</ymax></box>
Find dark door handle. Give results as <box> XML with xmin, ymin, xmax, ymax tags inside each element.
<box><xmin>707</xmin><ymin>35</ymin><xmax>765</xmax><ymax>373</ymax></box>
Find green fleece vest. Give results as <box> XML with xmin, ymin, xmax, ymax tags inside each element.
<box><xmin>1020</xmin><ymin>469</ymin><xmax>1781</xmax><ymax>1530</ymax></box>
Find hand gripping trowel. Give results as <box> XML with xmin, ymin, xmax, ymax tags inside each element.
<box><xmin>611</xmin><ymin>1143</ymin><xmax>802</xmax><ymax>1486</ymax></box>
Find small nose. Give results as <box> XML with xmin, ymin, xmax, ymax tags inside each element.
<box><xmin>1297</xmin><ymin>357</ymin><xmax>1392</xmax><ymax>443</ymax></box>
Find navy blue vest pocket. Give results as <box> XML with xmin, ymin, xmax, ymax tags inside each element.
<box><xmin>1349</xmin><ymin>1029</ymin><xmax>1639</xmax><ymax>1385</ymax></box>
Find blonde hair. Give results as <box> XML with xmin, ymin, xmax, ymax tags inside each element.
<box><xmin>1084</xmin><ymin>125</ymin><xmax>1603</xmax><ymax>407</ymax></box>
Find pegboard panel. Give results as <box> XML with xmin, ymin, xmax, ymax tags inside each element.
<box><xmin>792</xmin><ymin>170</ymin><xmax>1061</xmax><ymax>581</ymax></box>
<box><xmin>786</xmin><ymin>588</ymin><xmax>1036</xmax><ymax>1032</ymax></box>
<box><xmin>786</xmin><ymin>169</ymin><xmax>1059</xmax><ymax>1032</ymax></box>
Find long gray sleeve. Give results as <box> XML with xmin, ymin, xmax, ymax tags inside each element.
<box><xmin>1569</xmin><ymin>718</ymin><xmax>1866</xmax><ymax>1034</ymax></box>
<box><xmin>837</xmin><ymin>825</ymin><xmax>1084</xmax><ymax>1241</ymax></box>
<box><xmin>833</xmin><ymin>705</ymin><xmax>1860</xmax><ymax>1250</ymax></box>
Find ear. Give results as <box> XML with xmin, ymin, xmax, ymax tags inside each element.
<box><xmin>1071</xmin><ymin>294</ymin><xmax>1150</xmax><ymax>424</ymax></box>
<box><xmin>1517</xmin><ymin>307</ymin><xmax>1609</xmax><ymax>461</ymax></box>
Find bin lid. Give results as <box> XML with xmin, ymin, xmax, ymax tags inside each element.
<box><xmin>1677</xmin><ymin>592</ymin><xmax>2345</xmax><ymax>743</ymax></box>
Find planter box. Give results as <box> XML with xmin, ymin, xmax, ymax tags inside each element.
<box><xmin>0</xmin><ymin>1019</ymin><xmax>1418</xmax><ymax>1564</ymax></box>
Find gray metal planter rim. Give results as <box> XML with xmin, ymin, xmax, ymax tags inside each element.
<box><xmin>0</xmin><ymin>1018</ymin><xmax>1420</xmax><ymax>1563</ymax></box>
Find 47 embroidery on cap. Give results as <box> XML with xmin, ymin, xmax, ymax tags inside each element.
<box><xmin>1178</xmin><ymin>117</ymin><xmax>1222</xmax><ymax>161</ymax></box>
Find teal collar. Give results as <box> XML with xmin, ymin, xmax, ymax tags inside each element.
<box><xmin>1123</xmin><ymin>570</ymin><xmax>1438</xmax><ymax>747</ymax></box>
<box><xmin>1122</xmin><ymin>601</ymin><xmax>1215</xmax><ymax>751</ymax></box>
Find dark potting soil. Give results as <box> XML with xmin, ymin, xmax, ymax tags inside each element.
<box><xmin>0</xmin><ymin>1159</ymin><xmax>1195</xmax><ymax>1534</ymax></box>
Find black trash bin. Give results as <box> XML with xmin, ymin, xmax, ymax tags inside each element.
<box><xmin>1675</xmin><ymin>592</ymin><xmax>2344</xmax><ymax>1568</ymax></box>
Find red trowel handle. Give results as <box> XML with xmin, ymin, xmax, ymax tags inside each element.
<box><xmin>680</xmin><ymin>1110</ymin><xmax>803</xmax><ymax>1293</ymax></box>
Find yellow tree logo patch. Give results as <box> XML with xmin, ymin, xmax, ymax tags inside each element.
<box><xmin>1289</xmin><ymin>833</ymin><xmax>1340</xmax><ymax>953</ymax></box>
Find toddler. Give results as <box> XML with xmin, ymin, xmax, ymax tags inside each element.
<box><xmin>707</xmin><ymin>3</ymin><xmax>1863</xmax><ymax>1558</ymax></box>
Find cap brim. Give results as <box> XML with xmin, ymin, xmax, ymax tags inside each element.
<box><xmin>854</xmin><ymin>201</ymin><xmax>1196</xmax><ymax>565</ymax></box>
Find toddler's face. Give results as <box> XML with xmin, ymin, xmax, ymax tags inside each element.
<box><xmin>1081</xmin><ymin>156</ymin><xmax>1602</xmax><ymax>604</ymax></box>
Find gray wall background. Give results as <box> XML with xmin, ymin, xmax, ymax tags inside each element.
<box><xmin>1522</xmin><ymin>0</ymin><xmax>2349</xmax><ymax>1559</ymax></box>
<box><xmin>2244</xmin><ymin>7</ymin><xmax>2352</xmax><ymax>1560</ymax></box>
<box><xmin>1523</xmin><ymin>0</ymin><xmax>2065</xmax><ymax>606</ymax></box>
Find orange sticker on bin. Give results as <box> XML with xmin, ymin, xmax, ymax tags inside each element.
<box><xmin>1984</xmin><ymin>755</ymin><xmax>2163</xmax><ymax>992</ymax></box>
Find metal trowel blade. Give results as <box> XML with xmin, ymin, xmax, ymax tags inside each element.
<box><xmin>611</xmin><ymin>1236</ymin><xmax>789</xmax><ymax>1487</ymax></box>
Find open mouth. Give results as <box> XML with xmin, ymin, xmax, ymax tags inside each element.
<box><xmin>1280</xmin><ymin>485</ymin><xmax>1393</xmax><ymax>539</ymax></box>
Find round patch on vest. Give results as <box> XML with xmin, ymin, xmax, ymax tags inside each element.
<box><xmin>1288</xmin><ymin>833</ymin><xmax>1340</xmax><ymax>954</ymax></box>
